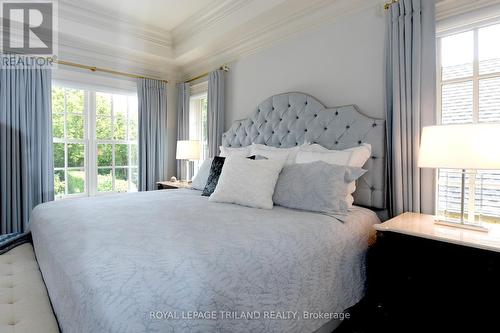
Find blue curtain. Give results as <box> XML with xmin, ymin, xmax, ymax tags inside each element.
<box><xmin>207</xmin><ymin>70</ymin><xmax>225</xmax><ymax>158</ymax></box>
<box><xmin>0</xmin><ymin>56</ymin><xmax>53</xmax><ymax>234</ymax></box>
<box><xmin>385</xmin><ymin>0</ymin><xmax>436</xmax><ymax>217</ymax></box>
<box><xmin>137</xmin><ymin>78</ymin><xmax>168</xmax><ymax>191</ymax></box>
<box><xmin>176</xmin><ymin>82</ymin><xmax>191</xmax><ymax>180</ymax></box>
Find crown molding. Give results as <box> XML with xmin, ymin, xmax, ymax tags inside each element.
<box><xmin>177</xmin><ymin>0</ymin><xmax>373</xmax><ymax>79</ymax></box>
<box><xmin>57</xmin><ymin>32</ymin><xmax>176</xmax><ymax>80</ymax></box>
<box><xmin>436</xmin><ymin>0</ymin><xmax>500</xmax><ymax>21</ymax></box>
<box><xmin>172</xmin><ymin>0</ymin><xmax>250</xmax><ymax>47</ymax></box>
<box><xmin>59</xmin><ymin>0</ymin><xmax>173</xmax><ymax>49</ymax></box>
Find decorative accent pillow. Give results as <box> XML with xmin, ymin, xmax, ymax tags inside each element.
<box><xmin>209</xmin><ymin>156</ymin><xmax>285</xmax><ymax>209</ymax></box>
<box><xmin>202</xmin><ymin>156</ymin><xmax>256</xmax><ymax>196</ymax></box>
<box><xmin>191</xmin><ymin>158</ymin><xmax>214</xmax><ymax>190</ymax></box>
<box><xmin>202</xmin><ymin>157</ymin><xmax>226</xmax><ymax>196</ymax></box>
<box><xmin>219</xmin><ymin>145</ymin><xmax>251</xmax><ymax>158</ymax></box>
<box><xmin>273</xmin><ymin>161</ymin><xmax>366</xmax><ymax>221</ymax></box>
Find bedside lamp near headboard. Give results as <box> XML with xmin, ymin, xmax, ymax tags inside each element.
<box><xmin>418</xmin><ymin>124</ymin><xmax>500</xmax><ymax>232</ymax></box>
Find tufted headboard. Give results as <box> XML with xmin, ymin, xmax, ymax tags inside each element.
<box><xmin>221</xmin><ymin>92</ymin><xmax>386</xmax><ymax>209</ymax></box>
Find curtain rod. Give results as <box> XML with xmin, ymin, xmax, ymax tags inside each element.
<box><xmin>384</xmin><ymin>0</ymin><xmax>398</xmax><ymax>10</ymax></box>
<box><xmin>185</xmin><ymin>65</ymin><xmax>229</xmax><ymax>84</ymax></box>
<box><xmin>54</xmin><ymin>59</ymin><xmax>169</xmax><ymax>84</ymax></box>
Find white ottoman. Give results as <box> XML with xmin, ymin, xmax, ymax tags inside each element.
<box><xmin>0</xmin><ymin>244</ymin><xmax>59</xmax><ymax>333</ymax></box>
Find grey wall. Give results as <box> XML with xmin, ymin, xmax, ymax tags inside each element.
<box><xmin>225</xmin><ymin>5</ymin><xmax>386</xmax><ymax>126</ymax></box>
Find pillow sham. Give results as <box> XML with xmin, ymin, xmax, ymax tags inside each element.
<box><xmin>202</xmin><ymin>156</ymin><xmax>256</xmax><ymax>196</ymax></box>
<box><xmin>219</xmin><ymin>145</ymin><xmax>251</xmax><ymax>158</ymax></box>
<box><xmin>191</xmin><ymin>158</ymin><xmax>214</xmax><ymax>190</ymax></box>
<box><xmin>209</xmin><ymin>156</ymin><xmax>285</xmax><ymax>209</ymax></box>
<box><xmin>273</xmin><ymin>161</ymin><xmax>366</xmax><ymax>221</ymax></box>
<box><xmin>296</xmin><ymin>143</ymin><xmax>371</xmax><ymax>168</ymax></box>
<box><xmin>250</xmin><ymin>143</ymin><xmax>311</xmax><ymax>165</ymax></box>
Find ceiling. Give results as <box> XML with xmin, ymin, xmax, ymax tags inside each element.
<box><xmin>78</xmin><ymin>0</ymin><xmax>213</xmax><ymax>31</ymax></box>
<box><xmin>54</xmin><ymin>0</ymin><xmax>500</xmax><ymax>81</ymax></box>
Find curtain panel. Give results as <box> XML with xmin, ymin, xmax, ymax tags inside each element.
<box><xmin>137</xmin><ymin>78</ymin><xmax>168</xmax><ymax>191</ymax></box>
<box><xmin>176</xmin><ymin>82</ymin><xmax>191</xmax><ymax>180</ymax></box>
<box><xmin>0</xmin><ymin>57</ymin><xmax>53</xmax><ymax>234</ymax></box>
<box><xmin>385</xmin><ymin>0</ymin><xmax>436</xmax><ymax>217</ymax></box>
<box><xmin>207</xmin><ymin>70</ymin><xmax>225</xmax><ymax>158</ymax></box>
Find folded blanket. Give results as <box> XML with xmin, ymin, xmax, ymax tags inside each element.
<box><xmin>0</xmin><ymin>232</ymin><xmax>32</xmax><ymax>255</ymax></box>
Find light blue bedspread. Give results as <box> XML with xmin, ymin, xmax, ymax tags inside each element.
<box><xmin>31</xmin><ymin>189</ymin><xmax>379</xmax><ymax>333</ymax></box>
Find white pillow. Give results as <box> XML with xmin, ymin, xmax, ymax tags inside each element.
<box><xmin>250</xmin><ymin>143</ymin><xmax>310</xmax><ymax>165</ymax></box>
<box><xmin>191</xmin><ymin>158</ymin><xmax>213</xmax><ymax>190</ymax></box>
<box><xmin>209</xmin><ymin>155</ymin><xmax>285</xmax><ymax>209</ymax></box>
<box><xmin>296</xmin><ymin>143</ymin><xmax>371</xmax><ymax>168</ymax></box>
<box><xmin>219</xmin><ymin>145</ymin><xmax>251</xmax><ymax>158</ymax></box>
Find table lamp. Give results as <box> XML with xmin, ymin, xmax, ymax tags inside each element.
<box><xmin>176</xmin><ymin>140</ymin><xmax>201</xmax><ymax>181</ymax></box>
<box><xmin>418</xmin><ymin>124</ymin><xmax>500</xmax><ymax>231</ymax></box>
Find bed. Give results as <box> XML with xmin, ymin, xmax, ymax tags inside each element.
<box><xmin>31</xmin><ymin>92</ymin><xmax>386</xmax><ymax>333</ymax></box>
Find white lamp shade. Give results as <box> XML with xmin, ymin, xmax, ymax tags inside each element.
<box><xmin>176</xmin><ymin>140</ymin><xmax>201</xmax><ymax>160</ymax></box>
<box><xmin>418</xmin><ymin>124</ymin><xmax>500</xmax><ymax>170</ymax></box>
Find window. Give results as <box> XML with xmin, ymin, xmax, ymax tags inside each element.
<box><xmin>52</xmin><ymin>85</ymin><xmax>138</xmax><ymax>199</ymax></box>
<box><xmin>189</xmin><ymin>92</ymin><xmax>208</xmax><ymax>175</ymax></box>
<box><xmin>438</xmin><ymin>22</ymin><xmax>500</xmax><ymax>222</ymax></box>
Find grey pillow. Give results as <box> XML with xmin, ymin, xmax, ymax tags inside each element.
<box><xmin>273</xmin><ymin>161</ymin><xmax>366</xmax><ymax>221</ymax></box>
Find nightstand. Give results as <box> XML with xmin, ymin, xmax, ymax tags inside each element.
<box><xmin>365</xmin><ymin>212</ymin><xmax>500</xmax><ymax>332</ymax></box>
<box><xmin>156</xmin><ymin>180</ymin><xmax>192</xmax><ymax>190</ymax></box>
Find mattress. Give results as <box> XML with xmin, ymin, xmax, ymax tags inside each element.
<box><xmin>30</xmin><ymin>189</ymin><xmax>379</xmax><ymax>333</ymax></box>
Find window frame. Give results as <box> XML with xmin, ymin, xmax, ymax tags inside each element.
<box><xmin>52</xmin><ymin>84</ymin><xmax>138</xmax><ymax>199</ymax></box>
<box><xmin>436</xmin><ymin>19</ymin><xmax>500</xmax><ymax>220</ymax></box>
<box><xmin>189</xmin><ymin>91</ymin><xmax>208</xmax><ymax>176</ymax></box>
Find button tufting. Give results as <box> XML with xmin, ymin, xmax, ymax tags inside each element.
<box><xmin>314</xmin><ymin>114</ymin><xmax>318</xmax><ymax>117</ymax></box>
<box><xmin>272</xmin><ymin>131</ymin><xmax>275</xmax><ymax>134</ymax></box>
<box><xmin>324</xmin><ymin>127</ymin><xmax>327</xmax><ymax>130</ymax></box>
<box><xmin>346</xmin><ymin>125</ymin><xmax>350</xmax><ymax>129</ymax></box>
<box><xmin>296</xmin><ymin>142</ymin><xmax>298</xmax><ymax>146</ymax></box>
<box><xmin>296</xmin><ymin>116</ymin><xmax>299</xmax><ymax>119</ymax></box>
<box><xmin>272</xmin><ymin>107</ymin><xmax>275</xmax><ymax>110</ymax></box>
<box><xmin>372</xmin><ymin>123</ymin><xmax>377</xmax><ymax>127</ymax></box>
<box><xmin>288</xmin><ymin>104</ymin><xmax>291</xmax><ymax>107</ymax></box>
<box><xmin>335</xmin><ymin>141</ymin><xmax>339</xmax><ymax>144</ymax></box>
<box><xmin>358</xmin><ymin>141</ymin><xmax>362</xmax><ymax>144</ymax></box>
<box><xmin>287</xmin><ymin>130</ymin><xmax>290</xmax><ymax>133</ymax></box>
<box><xmin>304</xmin><ymin>129</ymin><xmax>308</xmax><ymax>132</ymax></box>
<box><xmin>280</xmin><ymin>118</ymin><xmax>283</xmax><ymax>121</ymax></box>
<box><xmin>335</xmin><ymin>111</ymin><xmax>339</xmax><ymax>115</ymax></box>
<box><xmin>370</xmin><ymin>187</ymin><xmax>376</xmax><ymax>191</ymax></box>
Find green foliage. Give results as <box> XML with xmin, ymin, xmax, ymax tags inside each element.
<box><xmin>68</xmin><ymin>144</ymin><xmax>84</xmax><ymax>167</ymax></box>
<box><xmin>53</xmin><ymin>143</ymin><xmax>65</xmax><ymax>168</ymax></box>
<box><xmin>66</xmin><ymin>89</ymin><xmax>84</xmax><ymax>113</ymax></box>
<box><xmin>54</xmin><ymin>170</ymin><xmax>65</xmax><ymax>196</ymax></box>
<box><xmin>98</xmin><ymin>144</ymin><xmax>112</xmax><ymax>167</ymax></box>
<box><xmin>114</xmin><ymin>111</ymin><xmax>127</xmax><ymax>140</ymax></box>
<box><xmin>68</xmin><ymin>170</ymin><xmax>85</xmax><ymax>194</ymax></box>
<box><xmin>96</xmin><ymin>93</ymin><xmax>111</xmax><ymax>116</ymax></box>
<box><xmin>66</xmin><ymin>115</ymin><xmax>84</xmax><ymax>139</ymax></box>
<box><xmin>115</xmin><ymin>144</ymin><xmax>128</xmax><ymax>166</ymax></box>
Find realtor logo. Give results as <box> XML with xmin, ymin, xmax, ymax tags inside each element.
<box><xmin>2</xmin><ymin>1</ymin><xmax>54</xmax><ymax>54</ymax></box>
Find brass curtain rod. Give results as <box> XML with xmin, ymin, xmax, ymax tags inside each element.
<box><xmin>384</xmin><ymin>0</ymin><xmax>398</xmax><ymax>10</ymax></box>
<box><xmin>54</xmin><ymin>59</ymin><xmax>169</xmax><ymax>84</ymax></box>
<box><xmin>185</xmin><ymin>65</ymin><xmax>229</xmax><ymax>84</ymax></box>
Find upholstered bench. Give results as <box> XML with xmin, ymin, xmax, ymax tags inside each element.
<box><xmin>0</xmin><ymin>244</ymin><xmax>59</xmax><ymax>333</ymax></box>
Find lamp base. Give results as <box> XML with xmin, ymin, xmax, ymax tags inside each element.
<box><xmin>434</xmin><ymin>219</ymin><xmax>489</xmax><ymax>232</ymax></box>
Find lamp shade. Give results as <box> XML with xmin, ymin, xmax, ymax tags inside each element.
<box><xmin>176</xmin><ymin>140</ymin><xmax>201</xmax><ymax>160</ymax></box>
<box><xmin>418</xmin><ymin>124</ymin><xmax>500</xmax><ymax>169</ymax></box>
